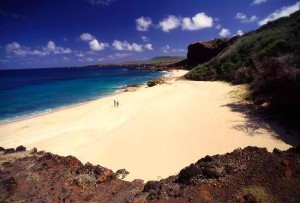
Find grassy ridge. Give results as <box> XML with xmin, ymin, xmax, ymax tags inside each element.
<box><xmin>185</xmin><ymin>11</ymin><xmax>300</xmax><ymax>115</ymax></box>
<box><xmin>83</xmin><ymin>56</ymin><xmax>186</xmax><ymax>67</ymax></box>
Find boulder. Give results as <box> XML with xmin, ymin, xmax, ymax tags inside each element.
<box><xmin>147</xmin><ymin>77</ymin><xmax>167</xmax><ymax>87</ymax></box>
<box><xmin>4</xmin><ymin>148</ymin><xmax>15</xmax><ymax>154</ymax></box>
<box><xmin>16</xmin><ymin>145</ymin><xmax>26</xmax><ymax>152</ymax></box>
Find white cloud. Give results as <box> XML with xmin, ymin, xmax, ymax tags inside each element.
<box><xmin>80</xmin><ymin>33</ymin><xmax>108</xmax><ymax>51</ymax></box>
<box><xmin>5</xmin><ymin>42</ymin><xmax>20</xmax><ymax>52</ymax></box>
<box><xmin>0</xmin><ymin>59</ymin><xmax>9</xmax><ymax>63</ymax></box>
<box><xmin>85</xmin><ymin>57</ymin><xmax>94</xmax><ymax>62</ymax></box>
<box><xmin>86</xmin><ymin>0</ymin><xmax>116</xmax><ymax>6</ymax></box>
<box><xmin>80</xmin><ymin>33</ymin><xmax>95</xmax><ymax>41</ymax></box>
<box><xmin>159</xmin><ymin>15</ymin><xmax>181</xmax><ymax>32</ymax></box>
<box><xmin>44</xmin><ymin>41</ymin><xmax>72</xmax><ymax>54</ymax></box>
<box><xmin>258</xmin><ymin>2</ymin><xmax>300</xmax><ymax>25</ymax></box>
<box><xmin>162</xmin><ymin>45</ymin><xmax>170</xmax><ymax>53</ymax></box>
<box><xmin>171</xmin><ymin>48</ymin><xmax>186</xmax><ymax>52</ymax></box>
<box><xmin>112</xmin><ymin>40</ymin><xmax>144</xmax><ymax>52</ymax></box>
<box><xmin>235</xmin><ymin>12</ymin><xmax>258</xmax><ymax>23</ymax></box>
<box><xmin>144</xmin><ymin>43</ymin><xmax>153</xmax><ymax>50</ymax></box>
<box><xmin>219</xmin><ymin>28</ymin><xmax>231</xmax><ymax>37</ymax></box>
<box><xmin>141</xmin><ymin>36</ymin><xmax>149</xmax><ymax>42</ymax></box>
<box><xmin>131</xmin><ymin>43</ymin><xmax>143</xmax><ymax>52</ymax></box>
<box><xmin>182</xmin><ymin>12</ymin><xmax>213</xmax><ymax>31</ymax></box>
<box><xmin>136</xmin><ymin>17</ymin><xmax>152</xmax><ymax>31</ymax></box>
<box><xmin>237</xmin><ymin>30</ymin><xmax>244</xmax><ymax>36</ymax></box>
<box><xmin>215</xmin><ymin>24</ymin><xmax>221</xmax><ymax>30</ymax></box>
<box><xmin>252</xmin><ymin>0</ymin><xmax>267</xmax><ymax>5</ymax></box>
<box><xmin>89</xmin><ymin>39</ymin><xmax>108</xmax><ymax>51</ymax></box>
<box><xmin>107</xmin><ymin>53</ymin><xmax>132</xmax><ymax>59</ymax></box>
<box><xmin>47</xmin><ymin>41</ymin><xmax>56</xmax><ymax>51</ymax></box>
<box><xmin>236</xmin><ymin>12</ymin><xmax>247</xmax><ymax>20</ymax></box>
<box><xmin>5</xmin><ymin>41</ymin><xmax>71</xmax><ymax>56</ymax></box>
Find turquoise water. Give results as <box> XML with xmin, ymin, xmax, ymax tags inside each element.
<box><xmin>0</xmin><ymin>67</ymin><xmax>165</xmax><ymax>123</ymax></box>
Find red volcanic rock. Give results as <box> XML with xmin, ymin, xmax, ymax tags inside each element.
<box><xmin>0</xmin><ymin>146</ymin><xmax>300</xmax><ymax>202</ymax></box>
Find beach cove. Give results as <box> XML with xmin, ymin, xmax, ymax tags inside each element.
<box><xmin>0</xmin><ymin>70</ymin><xmax>296</xmax><ymax>181</ymax></box>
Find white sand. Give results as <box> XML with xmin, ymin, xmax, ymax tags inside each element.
<box><xmin>0</xmin><ymin>70</ymin><xmax>296</xmax><ymax>181</ymax></box>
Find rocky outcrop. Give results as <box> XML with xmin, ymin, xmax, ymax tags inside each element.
<box><xmin>147</xmin><ymin>77</ymin><xmax>168</xmax><ymax>87</ymax></box>
<box><xmin>0</xmin><ymin>146</ymin><xmax>143</xmax><ymax>202</ymax></box>
<box><xmin>187</xmin><ymin>36</ymin><xmax>239</xmax><ymax>67</ymax></box>
<box><xmin>0</xmin><ymin>145</ymin><xmax>299</xmax><ymax>202</ymax></box>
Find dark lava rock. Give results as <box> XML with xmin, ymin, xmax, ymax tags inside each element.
<box><xmin>4</xmin><ymin>148</ymin><xmax>15</xmax><ymax>154</ymax></box>
<box><xmin>16</xmin><ymin>145</ymin><xmax>26</xmax><ymax>152</ymax></box>
<box><xmin>147</xmin><ymin>77</ymin><xmax>167</xmax><ymax>87</ymax></box>
<box><xmin>143</xmin><ymin>181</ymin><xmax>162</xmax><ymax>192</ymax></box>
<box><xmin>187</xmin><ymin>36</ymin><xmax>239</xmax><ymax>67</ymax></box>
<box><xmin>202</xmin><ymin>165</ymin><xmax>224</xmax><ymax>178</ymax></box>
<box><xmin>273</xmin><ymin>148</ymin><xmax>283</xmax><ymax>155</ymax></box>
<box><xmin>0</xmin><ymin>177</ymin><xmax>18</xmax><ymax>196</ymax></box>
<box><xmin>176</xmin><ymin>164</ymin><xmax>203</xmax><ymax>184</ymax></box>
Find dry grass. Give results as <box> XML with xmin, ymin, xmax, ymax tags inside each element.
<box><xmin>242</xmin><ymin>186</ymin><xmax>278</xmax><ymax>203</ymax></box>
<box><xmin>228</xmin><ymin>84</ymin><xmax>251</xmax><ymax>104</ymax></box>
<box><xmin>68</xmin><ymin>171</ymin><xmax>97</xmax><ymax>188</ymax></box>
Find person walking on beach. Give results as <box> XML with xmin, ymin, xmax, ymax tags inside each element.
<box><xmin>114</xmin><ymin>100</ymin><xmax>116</xmax><ymax>107</ymax></box>
<box><xmin>117</xmin><ymin>101</ymin><xmax>119</xmax><ymax>107</ymax></box>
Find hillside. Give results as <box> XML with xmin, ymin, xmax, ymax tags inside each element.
<box><xmin>184</xmin><ymin>11</ymin><xmax>300</xmax><ymax>119</ymax></box>
<box><xmin>83</xmin><ymin>56</ymin><xmax>186</xmax><ymax>68</ymax></box>
<box><xmin>1</xmin><ymin>146</ymin><xmax>300</xmax><ymax>202</ymax></box>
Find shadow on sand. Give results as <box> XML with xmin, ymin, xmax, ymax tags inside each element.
<box><xmin>222</xmin><ymin>102</ymin><xmax>300</xmax><ymax>147</ymax></box>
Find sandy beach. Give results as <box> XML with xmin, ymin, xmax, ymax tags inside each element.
<box><xmin>0</xmin><ymin>70</ymin><xmax>297</xmax><ymax>181</ymax></box>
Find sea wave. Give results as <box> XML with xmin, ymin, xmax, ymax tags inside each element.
<box><xmin>0</xmin><ymin>108</ymin><xmax>53</xmax><ymax>124</ymax></box>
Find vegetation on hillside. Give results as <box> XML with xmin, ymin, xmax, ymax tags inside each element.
<box><xmin>185</xmin><ymin>11</ymin><xmax>300</xmax><ymax>115</ymax></box>
<box><xmin>83</xmin><ymin>56</ymin><xmax>186</xmax><ymax>67</ymax></box>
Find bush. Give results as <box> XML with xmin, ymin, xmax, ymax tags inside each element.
<box><xmin>249</xmin><ymin>56</ymin><xmax>300</xmax><ymax>111</ymax></box>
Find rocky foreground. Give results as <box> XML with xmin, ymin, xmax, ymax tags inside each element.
<box><xmin>0</xmin><ymin>146</ymin><xmax>299</xmax><ymax>202</ymax></box>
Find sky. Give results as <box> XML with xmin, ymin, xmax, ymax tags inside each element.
<box><xmin>0</xmin><ymin>0</ymin><xmax>299</xmax><ymax>69</ymax></box>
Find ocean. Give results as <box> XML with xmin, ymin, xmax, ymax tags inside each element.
<box><xmin>0</xmin><ymin>66</ymin><xmax>166</xmax><ymax>123</ymax></box>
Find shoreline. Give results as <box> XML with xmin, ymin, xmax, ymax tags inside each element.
<box><xmin>0</xmin><ymin>69</ymin><xmax>297</xmax><ymax>181</ymax></box>
<box><xmin>0</xmin><ymin>70</ymin><xmax>172</xmax><ymax>126</ymax></box>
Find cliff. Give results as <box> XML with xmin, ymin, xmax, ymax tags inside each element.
<box><xmin>186</xmin><ymin>37</ymin><xmax>239</xmax><ymax>67</ymax></box>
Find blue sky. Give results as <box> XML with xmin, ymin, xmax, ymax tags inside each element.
<box><xmin>0</xmin><ymin>0</ymin><xmax>299</xmax><ymax>69</ymax></box>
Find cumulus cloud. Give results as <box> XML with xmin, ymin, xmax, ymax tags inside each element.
<box><xmin>219</xmin><ymin>28</ymin><xmax>231</xmax><ymax>37</ymax></box>
<box><xmin>144</xmin><ymin>44</ymin><xmax>153</xmax><ymax>50</ymax></box>
<box><xmin>80</xmin><ymin>33</ymin><xmax>95</xmax><ymax>41</ymax></box>
<box><xmin>89</xmin><ymin>39</ymin><xmax>109</xmax><ymax>51</ymax></box>
<box><xmin>141</xmin><ymin>36</ymin><xmax>149</xmax><ymax>42</ymax></box>
<box><xmin>181</xmin><ymin>12</ymin><xmax>213</xmax><ymax>31</ymax></box>
<box><xmin>112</xmin><ymin>40</ymin><xmax>144</xmax><ymax>52</ymax></box>
<box><xmin>44</xmin><ymin>41</ymin><xmax>72</xmax><ymax>54</ymax></box>
<box><xmin>159</xmin><ymin>15</ymin><xmax>181</xmax><ymax>32</ymax></box>
<box><xmin>5</xmin><ymin>42</ymin><xmax>20</xmax><ymax>52</ymax></box>
<box><xmin>237</xmin><ymin>30</ymin><xmax>244</xmax><ymax>36</ymax></box>
<box><xmin>258</xmin><ymin>2</ymin><xmax>300</xmax><ymax>25</ymax></box>
<box><xmin>252</xmin><ymin>0</ymin><xmax>267</xmax><ymax>5</ymax></box>
<box><xmin>6</xmin><ymin>41</ymin><xmax>72</xmax><ymax>56</ymax></box>
<box><xmin>80</xmin><ymin>33</ymin><xmax>108</xmax><ymax>51</ymax></box>
<box><xmin>47</xmin><ymin>41</ymin><xmax>56</xmax><ymax>51</ymax></box>
<box><xmin>136</xmin><ymin>17</ymin><xmax>152</xmax><ymax>31</ymax></box>
<box><xmin>235</xmin><ymin>12</ymin><xmax>258</xmax><ymax>23</ymax></box>
<box><xmin>215</xmin><ymin>24</ymin><xmax>222</xmax><ymax>30</ymax></box>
